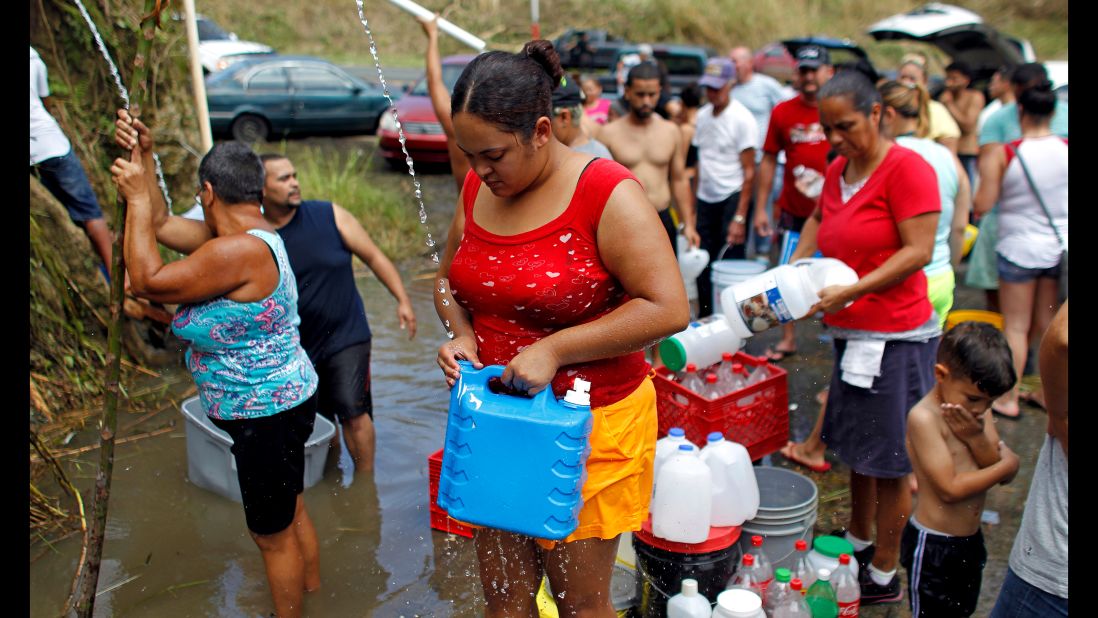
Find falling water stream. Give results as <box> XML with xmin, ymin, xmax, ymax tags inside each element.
<box><xmin>71</xmin><ymin>0</ymin><xmax>172</xmax><ymax>209</ymax></box>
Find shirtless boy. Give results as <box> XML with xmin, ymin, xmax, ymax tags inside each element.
<box><xmin>902</xmin><ymin>321</ymin><xmax>1020</xmax><ymax>617</ymax></box>
<box><xmin>599</xmin><ymin>62</ymin><xmax>699</xmax><ymax>252</ymax></box>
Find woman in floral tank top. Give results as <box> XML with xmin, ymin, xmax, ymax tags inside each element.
<box><xmin>111</xmin><ymin>127</ymin><xmax>319</xmax><ymax>618</ymax></box>
<box><xmin>433</xmin><ymin>42</ymin><xmax>688</xmax><ymax>616</ymax></box>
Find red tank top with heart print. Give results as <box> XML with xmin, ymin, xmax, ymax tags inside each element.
<box><xmin>448</xmin><ymin>159</ymin><xmax>650</xmax><ymax>408</ymax></box>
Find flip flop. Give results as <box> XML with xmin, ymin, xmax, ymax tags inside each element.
<box><xmin>1019</xmin><ymin>391</ymin><xmax>1046</xmax><ymax>411</ymax></box>
<box><xmin>780</xmin><ymin>441</ymin><xmax>832</xmax><ymax>473</ymax></box>
<box><xmin>764</xmin><ymin>346</ymin><xmax>798</xmax><ymax>362</ymax></box>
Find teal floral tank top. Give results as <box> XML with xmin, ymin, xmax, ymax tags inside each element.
<box><xmin>171</xmin><ymin>229</ymin><xmax>318</xmax><ymax>420</ymax></box>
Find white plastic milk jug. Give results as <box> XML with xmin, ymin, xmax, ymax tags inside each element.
<box><xmin>712</xmin><ymin>589</ymin><xmax>766</xmax><ymax>617</ymax></box>
<box><xmin>667</xmin><ymin>578</ymin><xmax>713</xmax><ymax>618</ymax></box>
<box><xmin>679</xmin><ymin>244</ymin><xmax>710</xmax><ymax>302</ymax></box>
<box><xmin>658</xmin><ymin>315</ymin><xmax>745</xmax><ymax>373</ymax></box>
<box><xmin>699</xmin><ymin>433</ymin><xmax>759</xmax><ymax>527</ymax></box>
<box><xmin>720</xmin><ymin>259</ymin><xmax>858</xmax><ymax>338</ymax></box>
<box><xmin>653</xmin><ymin>428</ymin><xmax>695</xmax><ymax>499</ymax></box>
<box><xmin>652</xmin><ymin>444</ymin><xmax>712</xmax><ymax>544</ymax></box>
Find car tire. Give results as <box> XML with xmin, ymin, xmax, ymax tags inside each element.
<box><xmin>231</xmin><ymin>114</ymin><xmax>269</xmax><ymax>143</ymax></box>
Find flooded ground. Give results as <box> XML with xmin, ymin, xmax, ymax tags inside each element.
<box><xmin>29</xmin><ymin>153</ymin><xmax>1052</xmax><ymax>616</ymax></box>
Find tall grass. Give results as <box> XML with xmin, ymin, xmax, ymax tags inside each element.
<box><xmin>267</xmin><ymin>141</ymin><xmax>425</xmax><ymax>261</ymax></box>
<box><xmin>198</xmin><ymin>0</ymin><xmax>1066</xmax><ymax>68</ymax></box>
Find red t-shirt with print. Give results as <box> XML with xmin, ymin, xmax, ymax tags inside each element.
<box><xmin>763</xmin><ymin>96</ymin><xmax>831</xmax><ymax>218</ymax></box>
<box><xmin>448</xmin><ymin>159</ymin><xmax>650</xmax><ymax>408</ymax></box>
<box><xmin>817</xmin><ymin>144</ymin><xmax>941</xmax><ymax>332</ymax></box>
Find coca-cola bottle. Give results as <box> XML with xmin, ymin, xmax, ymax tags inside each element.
<box><xmin>833</xmin><ymin>553</ymin><xmax>861</xmax><ymax>617</ymax></box>
<box><xmin>791</xmin><ymin>539</ymin><xmax>815</xmax><ymax>594</ymax></box>
<box><xmin>727</xmin><ymin>553</ymin><xmax>760</xmax><ymax>599</ymax></box>
<box><xmin>775</xmin><ymin>579</ymin><xmax>812</xmax><ymax>617</ymax></box>
<box><xmin>680</xmin><ymin>363</ymin><xmax>705</xmax><ymax>394</ymax></box>
<box><xmin>750</xmin><ymin>535</ymin><xmax>775</xmax><ymax>601</ymax></box>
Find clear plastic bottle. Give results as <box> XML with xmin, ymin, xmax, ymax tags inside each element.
<box><xmin>832</xmin><ymin>554</ymin><xmax>860</xmax><ymax>617</ymax></box>
<box><xmin>746</xmin><ymin>363</ymin><xmax>769</xmax><ymax>387</ymax></box>
<box><xmin>750</xmin><ymin>535</ymin><xmax>775</xmax><ymax>603</ymax></box>
<box><xmin>680</xmin><ymin>363</ymin><xmax>705</xmax><ymax>394</ymax></box>
<box><xmin>666</xmin><ymin>577</ymin><xmax>712</xmax><ymax>618</ymax></box>
<box><xmin>774</xmin><ymin>579</ymin><xmax>812</xmax><ymax>617</ymax></box>
<box><xmin>791</xmin><ymin>539</ymin><xmax>816</xmax><ymax>594</ymax></box>
<box><xmin>764</xmin><ymin>568</ymin><xmax>793</xmax><ymax>616</ymax></box>
<box><xmin>728</xmin><ymin>553</ymin><xmax>760</xmax><ymax>595</ymax></box>
<box><xmin>734</xmin><ymin>364</ymin><xmax>756</xmax><ymax>406</ymax></box>
<box><xmin>716</xmin><ymin>352</ymin><xmax>738</xmax><ymax>392</ymax></box>
<box><xmin>805</xmin><ymin>569</ymin><xmax>839</xmax><ymax>618</ymax></box>
<box><xmin>703</xmin><ymin>373</ymin><xmax>724</xmax><ymax>400</ymax></box>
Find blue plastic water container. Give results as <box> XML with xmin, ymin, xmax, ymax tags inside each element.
<box><xmin>437</xmin><ymin>361</ymin><xmax>594</xmax><ymax>540</ymax></box>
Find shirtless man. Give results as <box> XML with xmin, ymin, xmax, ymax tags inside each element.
<box><xmin>939</xmin><ymin>61</ymin><xmax>985</xmax><ymax>185</ymax></box>
<box><xmin>599</xmin><ymin>62</ymin><xmax>699</xmax><ymax>253</ymax></box>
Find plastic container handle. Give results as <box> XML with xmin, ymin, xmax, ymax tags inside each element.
<box><xmin>456</xmin><ymin>360</ymin><xmax>556</xmax><ymax>405</ymax></box>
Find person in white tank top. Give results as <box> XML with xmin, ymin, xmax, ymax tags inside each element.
<box><xmin>974</xmin><ymin>81</ymin><xmax>1067</xmax><ymax>419</ymax></box>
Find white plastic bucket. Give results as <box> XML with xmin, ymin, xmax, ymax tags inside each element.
<box><xmin>710</xmin><ymin>253</ymin><xmax>766</xmax><ymax>316</ymax></box>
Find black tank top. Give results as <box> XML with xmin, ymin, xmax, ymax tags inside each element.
<box><xmin>276</xmin><ymin>200</ymin><xmax>372</xmax><ymax>362</ymax></box>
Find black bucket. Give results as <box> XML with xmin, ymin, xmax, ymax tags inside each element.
<box><xmin>633</xmin><ymin>534</ymin><xmax>741</xmax><ymax>618</ymax></box>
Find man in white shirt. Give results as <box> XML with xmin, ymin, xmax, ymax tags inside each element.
<box><xmin>730</xmin><ymin>46</ymin><xmax>789</xmax><ymax>259</ymax></box>
<box><xmin>690</xmin><ymin>57</ymin><xmax>759</xmax><ymax>317</ymax></box>
<box><xmin>30</xmin><ymin>46</ymin><xmax>113</xmax><ymax>278</ymax></box>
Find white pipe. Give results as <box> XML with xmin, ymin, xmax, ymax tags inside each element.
<box><xmin>182</xmin><ymin>0</ymin><xmax>213</xmax><ymax>153</ymax></box>
<box><xmin>387</xmin><ymin>0</ymin><xmax>487</xmax><ymax>51</ymax></box>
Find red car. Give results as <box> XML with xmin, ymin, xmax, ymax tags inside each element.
<box><xmin>377</xmin><ymin>54</ymin><xmax>475</xmax><ymax>168</ymax></box>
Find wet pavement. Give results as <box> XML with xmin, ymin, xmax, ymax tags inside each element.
<box><xmin>28</xmin><ymin>157</ymin><xmax>1051</xmax><ymax>616</ymax></box>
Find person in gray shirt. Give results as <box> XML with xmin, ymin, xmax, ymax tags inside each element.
<box><xmin>550</xmin><ymin>75</ymin><xmax>614</xmax><ymax>159</ymax></box>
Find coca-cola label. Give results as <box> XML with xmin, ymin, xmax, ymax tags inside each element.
<box><xmin>839</xmin><ymin>600</ymin><xmax>860</xmax><ymax>616</ymax></box>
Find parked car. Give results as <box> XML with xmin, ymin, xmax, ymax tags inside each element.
<box><xmin>597</xmin><ymin>44</ymin><xmax>717</xmax><ymax>97</ymax></box>
<box><xmin>376</xmin><ymin>54</ymin><xmax>475</xmax><ymax>167</ymax></box>
<box><xmin>172</xmin><ymin>13</ymin><xmax>275</xmax><ymax>74</ymax></box>
<box><xmin>205</xmin><ymin>56</ymin><xmax>392</xmax><ymax>142</ymax></box>
<box><xmin>755</xmin><ymin>36</ymin><xmax>877</xmax><ymax>85</ymax></box>
<box><xmin>867</xmin><ymin>3</ymin><xmax>1034</xmax><ymax>85</ymax></box>
<box><xmin>553</xmin><ymin>29</ymin><xmax>632</xmax><ymax>71</ymax></box>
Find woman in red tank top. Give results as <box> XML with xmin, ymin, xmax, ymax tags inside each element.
<box><xmin>434</xmin><ymin>40</ymin><xmax>688</xmax><ymax>616</ymax></box>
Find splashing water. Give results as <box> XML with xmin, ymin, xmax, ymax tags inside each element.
<box><xmin>71</xmin><ymin>0</ymin><xmax>171</xmax><ymax>208</ymax></box>
<box><xmin>354</xmin><ymin>0</ymin><xmax>438</xmax><ymax>266</ymax></box>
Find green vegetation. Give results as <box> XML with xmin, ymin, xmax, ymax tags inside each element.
<box><xmin>198</xmin><ymin>0</ymin><xmax>1066</xmax><ymax>69</ymax></box>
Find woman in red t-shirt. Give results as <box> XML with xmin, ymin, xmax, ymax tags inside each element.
<box><xmin>434</xmin><ymin>41</ymin><xmax>688</xmax><ymax>616</ymax></box>
<box><xmin>789</xmin><ymin>70</ymin><xmax>941</xmax><ymax>605</ymax></box>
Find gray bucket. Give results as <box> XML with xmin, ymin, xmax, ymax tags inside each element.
<box><xmin>737</xmin><ymin>466</ymin><xmax>819</xmax><ymax>571</ymax></box>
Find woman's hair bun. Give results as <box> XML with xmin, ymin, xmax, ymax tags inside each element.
<box><xmin>522</xmin><ymin>39</ymin><xmax>564</xmax><ymax>89</ymax></box>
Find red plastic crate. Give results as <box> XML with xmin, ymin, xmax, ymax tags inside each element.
<box><xmin>653</xmin><ymin>351</ymin><xmax>789</xmax><ymax>461</ymax></box>
<box><xmin>427</xmin><ymin>448</ymin><xmax>474</xmax><ymax>538</ymax></box>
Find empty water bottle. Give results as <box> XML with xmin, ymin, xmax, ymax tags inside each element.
<box><xmin>832</xmin><ymin>554</ymin><xmax>860</xmax><ymax>617</ymax></box>
<box><xmin>750</xmin><ymin>535</ymin><xmax>775</xmax><ymax>602</ymax></box>
<box><xmin>792</xmin><ymin>539</ymin><xmax>816</xmax><ymax>593</ymax></box>
<box><xmin>774</xmin><ymin>579</ymin><xmax>812</xmax><ymax>617</ymax></box>
<box><xmin>702</xmin><ymin>373</ymin><xmax>724</xmax><ymax>400</ymax></box>
<box><xmin>764</xmin><ymin>568</ymin><xmax>793</xmax><ymax>616</ymax></box>
<box><xmin>680</xmin><ymin>363</ymin><xmax>705</xmax><ymax>395</ymax></box>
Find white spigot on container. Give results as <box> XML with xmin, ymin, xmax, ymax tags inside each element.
<box><xmin>563</xmin><ymin>378</ymin><xmax>591</xmax><ymax>407</ymax></box>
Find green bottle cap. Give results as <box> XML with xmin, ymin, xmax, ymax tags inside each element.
<box><xmin>813</xmin><ymin>535</ymin><xmax>855</xmax><ymax>559</ymax></box>
<box><xmin>775</xmin><ymin>568</ymin><xmax>791</xmax><ymax>582</ymax></box>
<box><xmin>659</xmin><ymin>338</ymin><xmax>687</xmax><ymax>372</ymax></box>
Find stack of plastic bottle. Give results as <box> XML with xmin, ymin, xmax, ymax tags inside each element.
<box><xmin>649</xmin><ymin>429</ymin><xmax>760</xmax><ymax>543</ymax></box>
<box><xmin>672</xmin><ymin>355</ymin><xmax>773</xmax><ymax>401</ymax></box>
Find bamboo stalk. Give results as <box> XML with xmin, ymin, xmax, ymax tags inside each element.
<box><xmin>36</xmin><ymin>425</ymin><xmax>174</xmax><ymax>461</ymax></box>
<box><xmin>70</xmin><ymin>2</ymin><xmax>163</xmax><ymax>615</ymax></box>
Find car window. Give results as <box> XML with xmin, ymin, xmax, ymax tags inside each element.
<box><xmin>246</xmin><ymin>67</ymin><xmax>289</xmax><ymax>91</ymax></box>
<box><xmin>657</xmin><ymin>53</ymin><xmax>704</xmax><ymax>76</ymax></box>
<box><xmin>409</xmin><ymin>64</ymin><xmax>466</xmax><ymax>96</ymax></box>
<box><xmin>288</xmin><ymin>66</ymin><xmax>353</xmax><ymax>91</ymax></box>
<box><xmin>196</xmin><ymin>19</ymin><xmax>231</xmax><ymax>41</ymax></box>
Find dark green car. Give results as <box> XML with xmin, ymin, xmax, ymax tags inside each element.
<box><xmin>206</xmin><ymin>55</ymin><xmax>392</xmax><ymax>142</ymax></box>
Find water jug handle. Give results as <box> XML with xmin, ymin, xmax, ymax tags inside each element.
<box><xmin>457</xmin><ymin>360</ymin><xmax>506</xmax><ymax>382</ymax></box>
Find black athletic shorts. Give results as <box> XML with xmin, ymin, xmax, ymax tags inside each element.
<box><xmin>900</xmin><ymin>518</ymin><xmax>987</xmax><ymax>617</ymax></box>
<box><xmin>212</xmin><ymin>393</ymin><xmax>318</xmax><ymax>535</ymax></box>
<box><xmin>315</xmin><ymin>340</ymin><xmax>373</xmax><ymax>424</ymax></box>
<box><xmin>658</xmin><ymin>208</ymin><xmax>678</xmax><ymax>257</ymax></box>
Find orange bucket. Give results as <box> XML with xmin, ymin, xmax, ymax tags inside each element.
<box><xmin>945</xmin><ymin>309</ymin><xmax>1004</xmax><ymax>331</ymax></box>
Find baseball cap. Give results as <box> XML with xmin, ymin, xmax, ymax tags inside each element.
<box><xmin>795</xmin><ymin>45</ymin><xmax>831</xmax><ymax>69</ymax></box>
<box><xmin>637</xmin><ymin>43</ymin><xmax>654</xmax><ymax>57</ymax></box>
<box><xmin>699</xmin><ymin>57</ymin><xmax>736</xmax><ymax>89</ymax></box>
<box><xmin>551</xmin><ymin>75</ymin><xmax>586</xmax><ymax>108</ymax></box>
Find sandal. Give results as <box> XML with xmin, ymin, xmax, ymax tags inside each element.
<box><xmin>780</xmin><ymin>441</ymin><xmax>831</xmax><ymax>473</ymax></box>
<box><xmin>764</xmin><ymin>346</ymin><xmax>798</xmax><ymax>362</ymax></box>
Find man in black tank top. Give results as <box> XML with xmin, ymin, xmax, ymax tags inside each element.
<box><xmin>260</xmin><ymin>154</ymin><xmax>417</xmax><ymax>478</ymax></box>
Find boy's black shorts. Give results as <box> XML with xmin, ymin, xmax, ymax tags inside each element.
<box><xmin>212</xmin><ymin>393</ymin><xmax>318</xmax><ymax>535</ymax></box>
<box><xmin>900</xmin><ymin>518</ymin><xmax>987</xmax><ymax>617</ymax></box>
<box><xmin>315</xmin><ymin>340</ymin><xmax>373</xmax><ymax>424</ymax></box>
